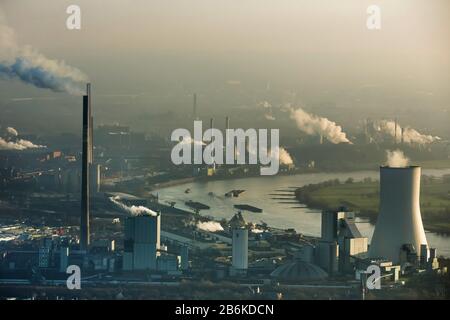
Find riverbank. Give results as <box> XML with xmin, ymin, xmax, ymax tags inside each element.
<box><xmin>146</xmin><ymin>159</ymin><xmax>450</xmax><ymax>192</ymax></box>
<box><xmin>294</xmin><ymin>177</ymin><xmax>450</xmax><ymax>234</ymax></box>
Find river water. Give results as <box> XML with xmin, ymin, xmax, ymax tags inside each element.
<box><xmin>154</xmin><ymin>169</ymin><xmax>450</xmax><ymax>257</ymax></box>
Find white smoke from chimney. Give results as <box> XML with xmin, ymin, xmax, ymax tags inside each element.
<box><xmin>279</xmin><ymin>147</ymin><xmax>293</xmax><ymax>165</ymax></box>
<box><xmin>386</xmin><ymin>149</ymin><xmax>410</xmax><ymax>168</ymax></box>
<box><xmin>6</xmin><ymin>127</ymin><xmax>17</xmax><ymax>136</ymax></box>
<box><xmin>290</xmin><ymin>107</ymin><xmax>351</xmax><ymax>144</ymax></box>
<box><xmin>377</xmin><ymin>120</ymin><xmax>439</xmax><ymax>144</ymax></box>
<box><xmin>0</xmin><ymin>127</ymin><xmax>45</xmax><ymax>150</ymax></box>
<box><xmin>0</xmin><ymin>9</ymin><xmax>88</xmax><ymax>95</ymax></box>
<box><xmin>247</xmin><ymin>144</ymin><xmax>293</xmax><ymax>165</ymax></box>
<box><xmin>179</xmin><ymin>135</ymin><xmax>206</xmax><ymax>146</ymax></box>
<box><xmin>196</xmin><ymin>221</ymin><xmax>224</xmax><ymax>232</ymax></box>
<box><xmin>109</xmin><ymin>196</ymin><xmax>157</xmax><ymax>216</ymax></box>
<box><xmin>264</xmin><ymin>113</ymin><xmax>276</xmax><ymax>121</ymax></box>
<box><xmin>251</xmin><ymin>228</ymin><xmax>265</xmax><ymax>234</ymax></box>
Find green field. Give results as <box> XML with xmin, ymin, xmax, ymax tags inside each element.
<box><xmin>295</xmin><ymin>176</ymin><xmax>450</xmax><ymax>233</ymax></box>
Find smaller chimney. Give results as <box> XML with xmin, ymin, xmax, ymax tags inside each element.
<box><xmin>394</xmin><ymin>118</ymin><xmax>398</xmax><ymax>144</ymax></box>
<box><xmin>193</xmin><ymin>93</ymin><xmax>197</xmax><ymax>120</ymax></box>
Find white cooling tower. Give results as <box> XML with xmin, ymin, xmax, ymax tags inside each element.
<box><xmin>369</xmin><ymin>166</ymin><xmax>427</xmax><ymax>263</ymax></box>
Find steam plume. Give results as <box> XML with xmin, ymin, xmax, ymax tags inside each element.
<box><xmin>290</xmin><ymin>107</ymin><xmax>351</xmax><ymax>144</ymax></box>
<box><xmin>264</xmin><ymin>113</ymin><xmax>276</xmax><ymax>121</ymax></box>
<box><xmin>0</xmin><ymin>127</ymin><xmax>45</xmax><ymax>150</ymax></box>
<box><xmin>196</xmin><ymin>221</ymin><xmax>224</xmax><ymax>232</ymax></box>
<box><xmin>109</xmin><ymin>196</ymin><xmax>157</xmax><ymax>216</ymax></box>
<box><xmin>180</xmin><ymin>135</ymin><xmax>206</xmax><ymax>146</ymax></box>
<box><xmin>6</xmin><ymin>127</ymin><xmax>17</xmax><ymax>136</ymax></box>
<box><xmin>247</xmin><ymin>144</ymin><xmax>293</xmax><ymax>165</ymax></box>
<box><xmin>279</xmin><ymin>147</ymin><xmax>293</xmax><ymax>165</ymax></box>
<box><xmin>251</xmin><ymin>228</ymin><xmax>265</xmax><ymax>234</ymax></box>
<box><xmin>0</xmin><ymin>11</ymin><xmax>88</xmax><ymax>95</ymax></box>
<box><xmin>386</xmin><ymin>149</ymin><xmax>409</xmax><ymax>167</ymax></box>
<box><xmin>377</xmin><ymin>120</ymin><xmax>440</xmax><ymax>145</ymax></box>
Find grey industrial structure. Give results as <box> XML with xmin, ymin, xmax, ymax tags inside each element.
<box><xmin>123</xmin><ymin>213</ymin><xmax>161</xmax><ymax>271</ymax></box>
<box><xmin>229</xmin><ymin>212</ymin><xmax>249</xmax><ymax>276</ymax></box>
<box><xmin>315</xmin><ymin>209</ymin><xmax>368</xmax><ymax>275</ymax></box>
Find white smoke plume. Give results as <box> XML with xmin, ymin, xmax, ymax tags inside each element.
<box><xmin>279</xmin><ymin>147</ymin><xmax>293</xmax><ymax>165</ymax></box>
<box><xmin>196</xmin><ymin>221</ymin><xmax>224</xmax><ymax>232</ymax></box>
<box><xmin>259</xmin><ymin>101</ymin><xmax>272</xmax><ymax>109</ymax></box>
<box><xmin>251</xmin><ymin>228</ymin><xmax>265</xmax><ymax>234</ymax></box>
<box><xmin>264</xmin><ymin>113</ymin><xmax>276</xmax><ymax>121</ymax></box>
<box><xmin>109</xmin><ymin>196</ymin><xmax>157</xmax><ymax>216</ymax></box>
<box><xmin>247</xmin><ymin>144</ymin><xmax>293</xmax><ymax>165</ymax></box>
<box><xmin>290</xmin><ymin>107</ymin><xmax>351</xmax><ymax>144</ymax></box>
<box><xmin>179</xmin><ymin>135</ymin><xmax>206</xmax><ymax>146</ymax></box>
<box><xmin>6</xmin><ymin>127</ymin><xmax>17</xmax><ymax>136</ymax></box>
<box><xmin>386</xmin><ymin>149</ymin><xmax>410</xmax><ymax>167</ymax></box>
<box><xmin>0</xmin><ymin>10</ymin><xmax>88</xmax><ymax>95</ymax></box>
<box><xmin>377</xmin><ymin>120</ymin><xmax>440</xmax><ymax>145</ymax></box>
<box><xmin>0</xmin><ymin>127</ymin><xmax>45</xmax><ymax>150</ymax></box>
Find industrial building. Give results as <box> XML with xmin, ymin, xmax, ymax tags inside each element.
<box><xmin>271</xmin><ymin>246</ymin><xmax>328</xmax><ymax>282</ymax></box>
<box><xmin>315</xmin><ymin>209</ymin><xmax>368</xmax><ymax>275</ymax></box>
<box><xmin>123</xmin><ymin>213</ymin><xmax>161</xmax><ymax>271</ymax></box>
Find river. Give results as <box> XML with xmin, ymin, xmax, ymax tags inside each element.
<box><xmin>154</xmin><ymin>169</ymin><xmax>450</xmax><ymax>257</ymax></box>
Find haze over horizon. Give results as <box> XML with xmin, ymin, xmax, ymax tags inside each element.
<box><xmin>0</xmin><ymin>0</ymin><xmax>449</xmax><ymax>137</ymax></box>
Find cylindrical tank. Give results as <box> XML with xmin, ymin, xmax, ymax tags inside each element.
<box><xmin>369</xmin><ymin>166</ymin><xmax>428</xmax><ymax>263</ymax></box>
<box><xmin>232</xmin><ymin>227</ymin><xmax>248</xmax><ymax>270</ymax></box>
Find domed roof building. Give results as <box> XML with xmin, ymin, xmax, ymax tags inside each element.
<box><xmin>270</xmin><ymin>245</ymin><xmax>328</xmax><ymax>282</ymax></box>
<box><xmin>270</xmin><ymin>260</ymin><xmax>328</xmax><ymax>282</ymax></box>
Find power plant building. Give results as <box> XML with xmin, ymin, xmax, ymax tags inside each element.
<box><xmin>316</xmin><ymin>209</ymin><xmax>368</xmax><ymax>274</ymax></box>
<box><xmin>123</xmin><ymin>213</ymin><xmax>161</xmax><ymax>271</ymax></box>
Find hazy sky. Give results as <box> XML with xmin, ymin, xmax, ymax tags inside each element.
<box><xmin>0</xmin><ymin>0</ymin><xmax>449</xmax><ymax>135</ymax></box>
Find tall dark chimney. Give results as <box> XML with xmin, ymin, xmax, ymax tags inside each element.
<box><xmin>80</xmin><ymin>83</ymin><xmax>92</xmax><ymax>251</ymax></box>
<box><xmin>88</xmin><ymin>84</ymin><xmax>94</xmax><ymax>164</ymax></box>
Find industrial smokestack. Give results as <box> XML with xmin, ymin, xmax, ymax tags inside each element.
<box><xmin>80</xmin><ymin>83</ymin><xmax>92</xmax><ymax>251</ymax></box>
<box><xmin>88</xmin><ymin>84</ymin><xmax>93</xmax><ymax>164</ymax></box>
<box><xmin>209</xmin><ymin>118</ymin><xmax>215</xmax><ymax>161</ymax></box>
<box><xmin>369</xmin><ymin>166</ymin><xmax>428</xmax><ymax>263</ymax></box>
<box><xmin>193</xmin><ymin>93</ymin><xmax>197</xmax><ymax>120</ymax></box>
<box><xmin>394</xmin><ymin>118</ymin><xmax>398</xmax><ymax>144</ymax></box>
<box><xmin>225</xmin><ymin>116</ymin><xmax>230</xmax><ymax>130</ymax></box>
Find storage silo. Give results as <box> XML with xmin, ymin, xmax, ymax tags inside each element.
<box><xmin>232</xmin><ymin>227</ymin><xmax>248</xmax><ymax>271</ymax></box>
<box><xmin>369</xmin><ymin>166</ymin><xmax>428</xmax><ymax>263</ymax></box>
